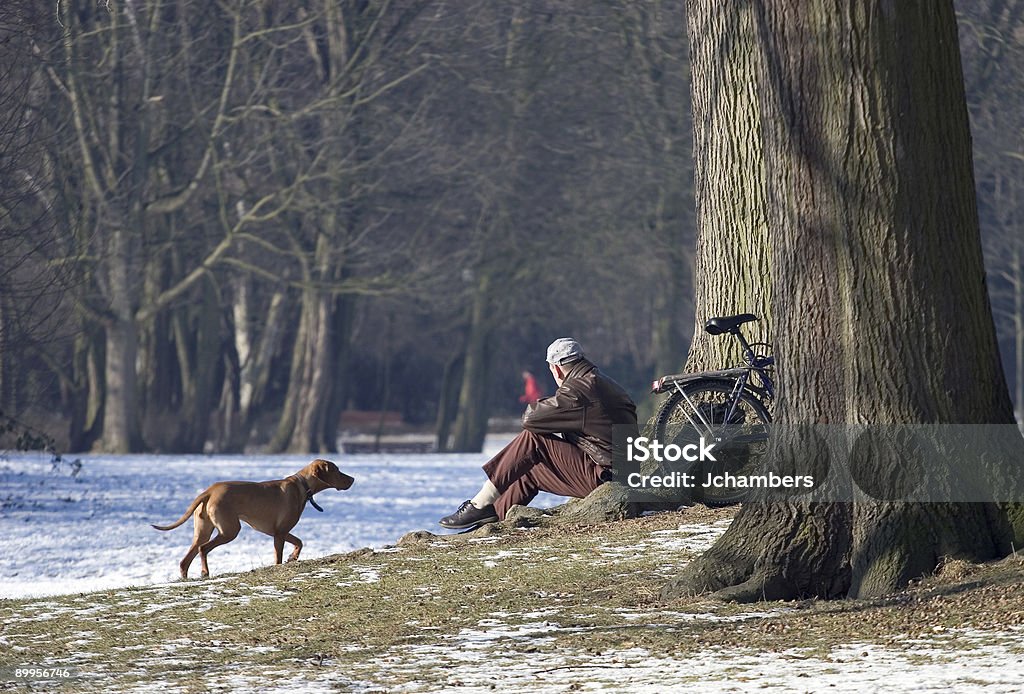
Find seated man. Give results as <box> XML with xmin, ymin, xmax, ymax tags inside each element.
<box><xmin>439</xmin><ymin>338</ymin><xmax>639</xmax><ymax>529</ymax></box>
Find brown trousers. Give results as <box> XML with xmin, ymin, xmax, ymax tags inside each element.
<box><xmin>482</xmin><ymin>430</ymin><xmax>608</xmax><ymax>519</ymax></box>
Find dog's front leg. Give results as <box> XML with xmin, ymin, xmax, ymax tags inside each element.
<box><xmin>285</xmin><ymin>533</ymin><xmax>302</xmax><ymax>562</ymax></box>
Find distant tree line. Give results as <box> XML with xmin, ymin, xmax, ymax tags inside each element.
<box><xmin>0</xmin><ymin>0</ymin><xmax>1020</xmax><ymax>454</ymax></box>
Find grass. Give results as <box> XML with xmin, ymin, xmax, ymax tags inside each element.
<box><xmin>3</xmin><ymin>506</ymin><xmax>1024</xmax><ymax>691</ymax></box>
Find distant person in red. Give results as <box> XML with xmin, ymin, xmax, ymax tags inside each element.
<box><xmin>519</xmin><ymin>370</ymin><xmax>542</xmax><ymax>404</ymax></box>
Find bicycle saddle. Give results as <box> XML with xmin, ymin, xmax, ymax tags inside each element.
<box><xmin>705</xmin><ymin>313</ymin><xmax>759</xmax><ymax>335</ymax></box>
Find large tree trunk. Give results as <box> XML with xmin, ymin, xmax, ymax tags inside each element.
<box><xmin>170</xmin><ymin>277</ymin><xmax>222</xmax><ymax>452</ymax></box>
<box><xmin>434</xmin><ymin>354</ymin><xmax>464</xmax><ymax>452</ymax></box>
<box><xmin>68</xmin><ymin>324</ymin><xmax>105</xmax><ymax>452</ymax></box>
<box><xmin>566</xmin><ymin>0</ymin><xmax>774</xmax><ymax>523</ymax></box>
<box><xmin>215</xmin><ymin>279</ymin><xmax>288</xmax><ymax>452</ymax></box>
<box><xmin>666</xmin><ymin>0</ymin><xmax>1024</xmax><ymax>602</ymax></box>
<box><xmin>269</xmin><ymin>291</ymin><xmax>335</xmax><ymax>454</ymax></box>
<box><xmin>101</xmin><ymin>317</ymin><xmax>142</xmax><ymax>453</ymax></box>
<box><xmin>449</xmin><ymin>274</ymin><xmax>493</xmax><ymax>453</ymax></box>
<box><xmin>99</xmin><ymin>227</ymin><xmax>143</xmax><ymax>453</ymax></box>
<box><xmin>321</xmin><ymin>294</ymin><xmax>355</xmax><ymax>453</ymax></box>
<box><xmin>238</xmin><ymin>285</ymin><xmax>288</xmax><ymax>436</ymax></box>
<box><xmin>270</xmin><ymin>232</ymin><xmax>337</xmax><ymax>454</ymax></box>
<box><xmin>1014</xmin><ymin>237</ymin><xmax>1023</xmax><ymax>425</ymax></box>
<box><xmin>288</xmin><ymin>293</ymin><xmax>334</xmax><ymax>453</ymax></box>
<box><xmin>681</xmin><ymin>0</ymin><xmax>772</xmax><ymax>373</ymax></box>
<box><xmin>271</xmin><ymin>1</ymin><xmax>367</xmax><ymax>455</ymax></box>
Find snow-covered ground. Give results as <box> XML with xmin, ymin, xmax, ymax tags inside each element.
<box><xmin>0</xmin><ymin>434</ymin><xmax>564</xmax><ymax>599</ymax></box>
<box><xmin>379</xmin><ymin>627</ymin><xmax>1024</xmax><ymax>693</ymax></box>
<box><xmin>6</xmin><ymin>459</ymin><xmax>1024</xmax><ymax>693</ymax></box>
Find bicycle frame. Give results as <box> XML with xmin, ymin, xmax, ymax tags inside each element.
<box><xmin>651</xmin><ymin>321</ymin><xmax>775</xmax><ymax>437</ymax></box>
<box><xmin>650</xmin><ymin>316</ymin><xmax>774</xmax><ymax>506</ymax></box>
<box><xmin>662</xmin><ymin>372</ymin><xmax>757</xmax><ymax>440</ymax></box>
<box><xmin>653</xmin><ymin>360</ymin><xmax>774</xmax><ymax>401</ymax></box>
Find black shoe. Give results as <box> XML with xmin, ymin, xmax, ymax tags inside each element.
<box><xmin>439</xmin><ymin>500</ymin><xmax>498</xmax><ymax>529</ymax></box>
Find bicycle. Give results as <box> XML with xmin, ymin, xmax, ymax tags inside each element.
<box><xmin>650</xmin><ymin>313</ymin><xmax>774</xmax><ymax>507</ymax></box>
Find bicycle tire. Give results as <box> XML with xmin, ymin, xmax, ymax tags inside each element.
<box><xmin>653</xmin><ymin>379</ymin><xmax>771</xmax><ymax>507</ymax></box>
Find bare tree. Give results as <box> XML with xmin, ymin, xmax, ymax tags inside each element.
<box><xmin>665</xmin><ymin>0</ymin><xmax>1024</xmax><ymax>602</ymax></box>
<box><xmin>0</xmin><ymin>0</ymin><xmax>76</xmax><ymax>447</ymax></box>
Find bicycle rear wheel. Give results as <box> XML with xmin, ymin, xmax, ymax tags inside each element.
<box><xmin>652</xmin><ymin>380</ymin><xmax>771</xmax><ymax>507</ymax></box>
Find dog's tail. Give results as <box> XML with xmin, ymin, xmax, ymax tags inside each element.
<box><xmin>151</xmin><ymin>492</ymin><xmax>209</xmax><ymax>531</ymax></box>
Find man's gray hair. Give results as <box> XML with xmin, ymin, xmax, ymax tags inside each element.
<box><xmin>546</xmin><ymin>337</ymin><xmax>584</xmax><ymax>365</ymax></box>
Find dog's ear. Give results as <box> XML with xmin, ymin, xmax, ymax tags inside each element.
<box><xmin>311</xmin><ymin>458</ymin><xmax>334</xmax><ymax>481</ymax></box>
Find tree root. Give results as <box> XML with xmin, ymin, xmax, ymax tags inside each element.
<box><xmin>662</xmin><ymin>502</ymin><xmax>853</xmax><ymax>602</ymax></box>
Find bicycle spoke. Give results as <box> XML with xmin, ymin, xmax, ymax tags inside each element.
<box><xmin>654</xmin><ymin>379</ymin><xmax>772</xmax><ymax>507</ymax></box>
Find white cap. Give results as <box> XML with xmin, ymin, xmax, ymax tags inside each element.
<box><xmin>546</xmin><ymin>338</ymin><xmax>584</xmax><ymax>365</ymax></box>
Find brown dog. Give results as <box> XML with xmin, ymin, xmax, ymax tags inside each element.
<box><xmin>152</xmin><ymin>458</ymin><xmax>354</xmax><ymax>579</ymax></box>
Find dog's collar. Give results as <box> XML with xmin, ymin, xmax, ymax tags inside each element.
<box><xmin>292</xmin><ymin>475</ymin><xmax>325</xmax><ymax>513</ymax></box>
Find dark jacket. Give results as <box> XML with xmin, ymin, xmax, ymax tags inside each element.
<box><xmin>521</xmin><ymin>359</ymin><xmax>638</xmax><ymax>467</ymax></box>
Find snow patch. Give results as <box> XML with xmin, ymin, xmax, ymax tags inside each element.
<box><xmin>370</xmin><ymin>623</ymin><xmax>1024</xmax><ymax>693</ymax></box>
<box><xmin>0</xmin><ymin>437</ymin><xmax>566</xmax><ymax>599</ymax></box>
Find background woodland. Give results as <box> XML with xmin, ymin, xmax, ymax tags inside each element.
<box><xmin>0</xmin><ymin>0</ymin><xmax>1021</xmax><ymax>454</ymax></box>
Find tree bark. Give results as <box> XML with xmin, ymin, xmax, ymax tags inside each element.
<box><xmin>666</xmin><ymin>0</ymin><xmax>1024</xmax><ymax>602</ymax></box>
<box><xmin>269</xmin><ymin>282</ymin><xmax>335</xmax><ymax>453</ymax></box>
<box><xmin>321</xmin><ymin>294</ymin><xmax>355</xmax><ymax>453</ymax></box>
<box><xmin>287</xmin><ymin>288</ymin><xmax>334</xmax><ymax>453</ymax></box>
<box><xmin>99</xmin><ymin>225</ymin><xmax>144</xmax><ymax>453</ymax></box>
<box><xmin>567</xmin><ymin>0</ymin><xmax>775</xmax><ymax>523</ymax></box>
<box><xmin>1014</xmin><ymin>237</ymin><xmax>1023</xmax><ymax>425</ymax></box>
<box><xmin>101</xmin><ymin>318</ymin><xmax>142</xmax><ymax>453</ymax></box>
<box><xmin>682</xmin><ymin>0</ymin><xmax>772</xmax><ymax>373</ymax></box>
<box><xmin>269</xmin><ymin>221</ymin><xmax>341</xmax><ymax>454</ymax></box>
<box><xmin>435</xmin><ymin>354</ymin><xmax>464</xmax><ymax>452</ymax></box>
<box><xmin>450</xmin><ymin>273</ymin><xmax>494</xmax><ymax>453</ymax></box>
<box><xmin>68</xmin><ymin>324</ymin><xmax>105</xmax><ymax>453</ymax></box>
<box><xmin>137</xmin><ymin>258</ymin><xmax>175</xmax><ymax>426</ymax></box>
<box><xmin>171</xmin><ymin>276</ymin><xmax>221</xmax><ymax>452</ymax></box>
<box><xmin>237</xmin><ymin>285</ymin><xmax>288</xmax><ymax>438</ymax></box>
